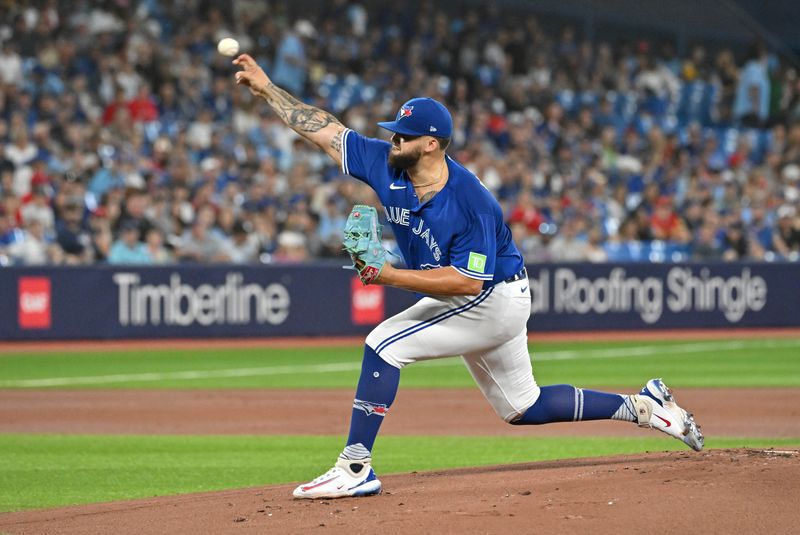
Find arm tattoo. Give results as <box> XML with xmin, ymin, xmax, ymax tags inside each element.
<box><xmin>330</xmin><ymin>130</ymin><xmax>343</xmax><ymax>151</ymax></box>
<box><xmin>264</xmin><ymin>82</ymin><xmax>343</xmax><ymax>133</ymax></box>
<box><xmin>420</xmin><ymin>190</ymin><xmax>439</xmax><ymax>203</ymax></box>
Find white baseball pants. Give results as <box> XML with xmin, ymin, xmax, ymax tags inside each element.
<box><xmin>366</xmin><ymin>277</ymin><xmax>540</xmax><ymax>422</ymax></box>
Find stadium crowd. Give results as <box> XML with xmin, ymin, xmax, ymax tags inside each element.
<box><xmin>1</xmin><ymin>0</ymin><xmax>800</xmax><ymax>267</ymax></box>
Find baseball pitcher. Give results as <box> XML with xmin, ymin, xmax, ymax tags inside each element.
<box><xmin>233</xmin><ymin>53</ymin><xmax>704</xmax><ymax>500</ymax></box>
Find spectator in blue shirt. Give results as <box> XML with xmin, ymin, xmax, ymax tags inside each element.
<box><xmin>734</xmin><ymin>43</ymin><xmax>770</xmax><ymax>125</ymax></box>
<box><xmin>272</xmin><ymin>20</ymin><xmax>315</xmax><ymax>96</ymax></box>
<box><xmin>108</xmin><ymin>220</ymin><xmax>152</xmax><ymax>264</ymax></box>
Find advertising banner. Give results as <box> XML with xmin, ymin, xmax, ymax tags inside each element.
<box><xmin>1</xmin><ymin>263</ymin><xmax>798</xmax><ymax>341</ymax></box>
<box><xmin>524</xmin><ymin>264</ymin><xmax>795</xmax><ymax>331</ymax></box>
<box><xmin>0</xmin><ymin>265</ymin><xmax>416</xmax><ymax>341</ymax></box>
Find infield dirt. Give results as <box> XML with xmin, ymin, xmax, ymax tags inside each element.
<box><xmin>0</xmin><ymin>387</ymin><xmax>797</xmax><ymax>438</ymax></box>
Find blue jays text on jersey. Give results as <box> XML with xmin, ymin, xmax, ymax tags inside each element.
<box><xmin>340</xmin><ymin>129</ymin><xmax>524</xmax><ymax>289</ymax></box>
<box><xmin>383</xmin><ymin>206</ymin><xmax>442</xmax><ymax>263</ymax></box>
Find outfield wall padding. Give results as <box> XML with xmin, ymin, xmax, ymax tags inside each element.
<box><xmin>1</xmin><ymin>262</ymin><xmax>798</xmax><ymax>340</ymax></box>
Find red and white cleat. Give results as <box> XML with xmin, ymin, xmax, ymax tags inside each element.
<box><xmin>633</xmin><ymin>378</ymin><xmax>704</xmax><ymax>451</ymax></box>
<box><xmin>292</xmin><ymin>458</ymin><xmax>382</xmax><ymax>499</ymax></box>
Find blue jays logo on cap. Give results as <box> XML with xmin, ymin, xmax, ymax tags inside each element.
<box><xmin>378</xmin><ymin>97</ymin><xmax>453</xmax><ymax>139</ymax></box>
<box><xmin>398</xmin><ymin>106</ymin><xmax>413</xmax><ymax>120</ymax></box>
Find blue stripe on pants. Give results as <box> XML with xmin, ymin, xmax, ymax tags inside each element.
<box><xmin>375</xmin><ymin>287</ymin><xmax>494</xmax><ymax>355</ymax></box>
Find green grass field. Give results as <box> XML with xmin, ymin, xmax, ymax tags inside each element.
<box><xmin>1</xmin><ymin>338</ymin><xmax>799</xmax><ymax>389</ymax></box>
<box><xmin>1</xmin><ymin>335</ymin><xmax>799</xmax><ymax>511</ymax></box>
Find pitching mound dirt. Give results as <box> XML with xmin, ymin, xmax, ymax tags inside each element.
<box><xmin>1</xmin><ymin>449</ymin><xmax>797</xmax><ymax>534</ymax></box>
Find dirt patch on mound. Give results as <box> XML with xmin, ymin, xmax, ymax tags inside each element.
<box><xmin>1</xmin><ymin>388</ymin><xmax>797</xmax><ymax>438</ymax></box>
<box><xmin>1</xmin><ymin>449</ymin><xmax>797</xmax><ymax>535</ymax></box>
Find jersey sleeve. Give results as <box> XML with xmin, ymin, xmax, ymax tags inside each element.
<box><xmin>449</xmin><ymin>212</ymin><xmax>496</xmax><ymax>281</ymax></box>
<box><xmin>340</xmin><ymin>128</ymin><xmax>390</xmax><ymax>188</ymax></box>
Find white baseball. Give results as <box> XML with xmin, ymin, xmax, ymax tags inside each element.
<box><xmin>217</xmin><ymin>37</ymin><xmax>240</xmax><ymax>57</ymax></box>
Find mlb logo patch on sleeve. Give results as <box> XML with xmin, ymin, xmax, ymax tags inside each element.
<box><xmin>467</xmin><ymin>252</ymin><xmax>487</xmax><ymax>273</ymax></box>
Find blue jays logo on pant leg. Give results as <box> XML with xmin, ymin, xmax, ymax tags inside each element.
<box><xmin>353</xmin><ymin>399</ymin><xmax>389</xmax><ymax>417</ymax></box>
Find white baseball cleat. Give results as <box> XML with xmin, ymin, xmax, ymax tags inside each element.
<box><xmin>632</xmin><ymin>378</ymin><xmax>704</xmax><ymax>451</ymax></box>
<box><xmin>292</xmin><ymin>458</ymin><xmax>382</xmax><ymax>499</ymax></box>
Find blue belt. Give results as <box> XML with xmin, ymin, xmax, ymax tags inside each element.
<box><xmin>503</xmin><ymin>267</ymin><xmax>528</xmax><ymax>284</ymax></box>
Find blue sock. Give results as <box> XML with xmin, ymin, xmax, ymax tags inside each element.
<box><xmin>344</xmin><ymin>345</ymin><xmax>400</xmax><ymax>453</ymax></box>
<box><xmin>511</xmin><ymin>384</ymin><xmax>626</xmax><ymax>425</ymax></box>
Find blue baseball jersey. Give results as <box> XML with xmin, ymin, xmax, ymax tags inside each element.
<box><xmin>340</xmin><ymin>129</ymin><xmax>524</xmax><ymax>288</ymax></box>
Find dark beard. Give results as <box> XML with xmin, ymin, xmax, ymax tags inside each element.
<box><xmin>388</xmin><ymin>148</ymin><xmax>422</xmax><ymax>169</ymax></box>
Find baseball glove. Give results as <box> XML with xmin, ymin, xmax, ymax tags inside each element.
<box><xmin>343</xmin><ymin>204</ymin><xmax>387</xmax><ymax>285</ymax></box>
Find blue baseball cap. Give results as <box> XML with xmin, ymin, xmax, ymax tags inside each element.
<box><xmin>378</xmin><ymin>97</ymin><xmax>453</xmax><ymax>139</ymax></box>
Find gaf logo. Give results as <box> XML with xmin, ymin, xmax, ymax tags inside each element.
<box><xmin>351</xmin><ymin>277</ymin><xmax>384</xmax><ymax>325</ymax></box>
<box><xmin>18</xmin><ymin>277</ymin><xmax>52</xmax><ymax>329</ymax></box>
